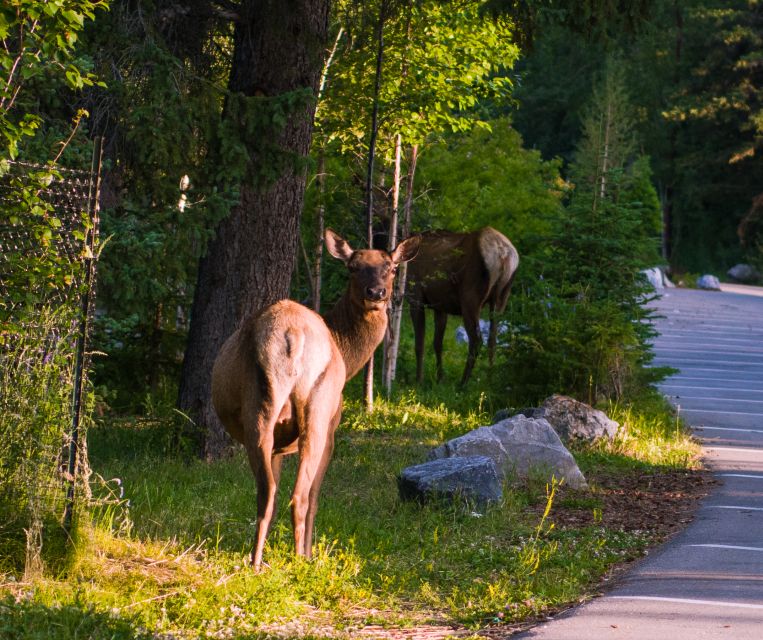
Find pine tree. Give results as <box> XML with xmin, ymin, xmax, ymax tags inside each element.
<box><xmin>504</xmin><ymin>61</ymin><xmax>663</xmax><ymax>403</ymax></box>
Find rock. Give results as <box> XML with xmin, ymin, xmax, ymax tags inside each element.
<box><xmin>496</xmin><ymin>395</ymin><xmax>618</xmax><ymax>443</ymax></box>
<box><xmin>492</xmin><ymin>407</ymin><xmax>540</xmax><ymax>424</ymax></box>
<box><xmin>534</xmin><ymin>394</ymin><xmax>619</xmax><ymax>443</ymax></box>
<box><xmin>727</xmin><ymin>263</ymin><xmax>761</xmax><ymax>283</ymax></box>
<box><xmin>398</xmin><ymin>456</ymin><xmax>502</xmax><ymax>505</ymax></box>
<box><xmin>642</xmin><ymin>267</ymin><xmax>665</xmax><ymax>290</ymax></box>
<box><xmin>697</xmin><ymin>274</ymin><xmax>721</xmax><ymax>290</ymax></box>
<box><xmin>455</xmin><ymin>319</ymin><xmax>508</xmax><ymax>345</ymax></box>
<box><xmin>641</xmin><ymin>266</ymin><xmax>675</xmax><ymax>290</ymax></box>
<box><xmin>429</xmin><ymin>415</ymin><xmax>588</xmax><ymax>490</ymax></box>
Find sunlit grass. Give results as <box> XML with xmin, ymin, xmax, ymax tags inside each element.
<box><xmin>0</xmin><ymin>314</ymin><xmax>702</xmax><ymax>638</ymax></box>
<box><xmin>0</xmin><ymin>378</ymin><xmax>699</xmax><ymax>638</ymax></box>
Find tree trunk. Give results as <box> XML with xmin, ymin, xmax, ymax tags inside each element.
<box><xmin>382</xmin><ymin>133</ymin><xmax>402</xmax><ymax>393</ymax></box>
<box><xmin>383</xmin><ymin>143</ymin><xmax>417</xmax><ymax>392</ymax></box>
<box><xmin>178</xmin><ymin>0</ymin><xmax>329</xmax><ymax>459</ymax></box>
<box><xmin>312</xmin><ymin>153</ymin><xmax>325</xmax><ymax>312</ymax></box>
<box><xmin>363</xmin><ymin>0</ymin><xmax>387</xmax><ymax>413</ymax></box>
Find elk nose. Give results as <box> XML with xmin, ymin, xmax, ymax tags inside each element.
<box><xmin>366</xmin><ymin>286</ymin><xmax>386</xmax><ymax>301</ymax></box>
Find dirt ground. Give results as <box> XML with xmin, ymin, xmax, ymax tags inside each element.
<box><xmin>541</xmin><ymin>466</ymin><xmax>717</xmax><ymax>536</ymax></box>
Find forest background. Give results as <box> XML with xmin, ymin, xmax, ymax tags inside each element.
<box><xmin>2</xmin><ymin>0</ymin><xmax>759</xmax><ymax>635</ymax></box>
<box><xmin>52</xmin><ymin>0</ymin><xmax>761</xmax><ymax>426</ymax></box>
<box><xmin>4</xmin><ymin>0</ymin><xmax>761</xmax><ymax>416</ymax></box>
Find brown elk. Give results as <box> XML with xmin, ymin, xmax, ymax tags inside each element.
<box><xmin>407</xmin><ymin>227</ymin><xmax>519</xmax><ymax>386</ymax></box>
<box><xmin>211</xmin><ymin>229</ymin><xmax>420</xmax><ymax>569</ymax></box>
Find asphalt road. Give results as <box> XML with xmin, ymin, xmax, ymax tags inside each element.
<box><xmin>517</xmin><ymin>285</ymin><xmax>763</xmax><ymax>639</ymax></box>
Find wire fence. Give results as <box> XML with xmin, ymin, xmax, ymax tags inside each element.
<box><xmin>0</xmin><ymin>140</ymin><xmax>102</xmax><ymax>576</ymax></box>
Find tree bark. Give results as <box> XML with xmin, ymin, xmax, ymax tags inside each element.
<box><xmin>312</xmin><ymin>152</ymin><xmax>325</xmax><ymax>312</ymax></box>
<box><xmin>382</xmin><ymin>133</ymin><xmax>402</xmax><ymax>393</ymax></box>
<box><xmin>383</xmin><ymin>143</ymin><xmax>417</xmax><ymax>392</ymax></box>
<box><xmin>363</xmin><ymin>0</ymin><xmax>387</xmax><ymax>413</ymax></box>
<box><xmin>178</xmin><ymin>0</ymin><xmax>329</xmax><ymax>459</ymax></box>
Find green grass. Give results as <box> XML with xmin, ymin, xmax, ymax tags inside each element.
<box><xmin>0</xmin><ymin>368</ymin><xmax>701</xmax><ymax>639</ymax></box>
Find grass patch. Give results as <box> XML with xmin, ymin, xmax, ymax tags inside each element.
<box><xmin>0</xmin><ymin>380</ymin><xmax>703</xmax><ymax>638</ymax></box>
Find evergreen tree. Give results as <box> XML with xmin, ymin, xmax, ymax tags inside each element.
<box><xmin>504</xmin><ymin>62</ymin><xmax>662</xmax><ymax>403</ymax></box>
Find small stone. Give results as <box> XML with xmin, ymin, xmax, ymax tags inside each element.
<box><xmin>727</xmin><ymin>263</ymin><xmax>761</xmax><ymax>283</ymax></box>
<box><xmin>697</xmin><ymin>274</ymin><xmax>721</xmax><ymax>290</ymax></box>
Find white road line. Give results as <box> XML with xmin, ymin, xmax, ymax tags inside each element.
<box><xmin>703</xmin><ymin>446</ymin><xmax>763</xmax><ymax>453</ymax></box>
<box><xmin>654</xmin><ymin>367</ymin><xmax>763</xmax><ymax>374</ymax></box>
<box><xmin>695</xmin><ymin>426</ymin><xmax>763</xmax><ymax>433</ymax></box>
<box><xmin>680</xmin><ymin>408</ymin><xmax>763</xmax><ymax>417</ymax></box>
<box><xmin>665</xmin><ymin>376</ymin><xmax>763</xmax><ymax>384</ymax></box>
<box><xmin>662</xmin><ymin>385</ymin><xmax>763</xmax><ymax>393</ymax></box>
<box><xmin>656</xmin><ymin>333</ymin><xmax>763</xmax><ymax>342</ymax></box>
<box><xmin>652</xmin><ymin>341</ymin><xmax>763</xmax><ymax>356</ymax></box>
<box><xmin>609</xmin><ymin>595</ymin><xmax>763</xmax><ymax>610</ymax></box>
<box><xmin>654</xmin><ymin>357</ymin><xmax>763</xmax><ymax>364</ymax></box>
<box><xmin>720</xmin><ymin>473</ymin><xmax>763</xmax><ymax>479</ymax></box>
<box><xmin>672</xmin><ymin>396</ymin><xmax>763</xmax><ymax>404</ymax></box>
<box><xmin>688</xmin><ymin>544</ymin><xmax>763</xmax><ymax>552</ymax></box>
<box><xmin>708</xmin><ymin>505</ymin><xmax>763</xmax><ymax>512</ymax></box>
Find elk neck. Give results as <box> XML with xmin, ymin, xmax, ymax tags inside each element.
<box><xmin>323</xmin><ymin>290</ymin><xmax>388</xmax><ymax>382</ymax></box>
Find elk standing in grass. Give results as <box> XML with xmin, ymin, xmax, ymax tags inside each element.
<box><xmin>211</xmin><ymin>229</ymin><xmax>420</xmax><ymax>569</ymax></box>
<box><xmin>407</xmin><ymin>227</ymin><xmax>519</xmax><ymax>386</ymax></box>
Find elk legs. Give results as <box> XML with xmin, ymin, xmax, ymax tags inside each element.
<box><xmin>460</xmin><ymin>307</ymin><xmax>482</xmax><ymax>386</ymax></box>
<box><xmin>433</xmin><ymin>310</ymin><xmax>448</xmax><ymax>381</ymax></box>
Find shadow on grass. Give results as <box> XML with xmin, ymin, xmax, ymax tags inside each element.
<box><xmin>0</xmin><ymin>597</ymin><xmax>150</xmax><ymax>640</ymax></box>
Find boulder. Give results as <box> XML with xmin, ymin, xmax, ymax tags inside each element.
<box><xmin>528</xmin><ymin>394</ymin><xmax>619</xmax><ymax>443</ymax></box>
<box><xmin>641</xmin><ymin>266</ymin><xmax>675</xmax><ymax>290</ymax></box>
<box><xmin>727</xmin><ymin>263</ymin><xmax>761</xmax><ymax>284</ymax></box>
<box><xmin>429</xmin><ymin>415</ymin><xmax>588</xmax><ymax>490</ymax></box>
<box><xmin>398</xmin><ymin>456</ymin><xmax>502</xmax><ymax>505</ymax></box>
<box><xmin>697</xmin><ymin>274</ymin><xmax>721</xmax><ymax>290</ymax></box>
<box><xmin>642</xmin><ymin>267</ymin><xmax>664</xmax><ymax>290</ymax></box>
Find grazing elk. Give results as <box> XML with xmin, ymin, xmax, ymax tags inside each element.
<box><xmin>211</xmin><ymin>229</ymin><xmax>420</xmax><ymax>569</ymax></box>
<box><xmin>407</xmin><ymin>227</ymin><xmax>519</xmax><ymax>386</ymax></box>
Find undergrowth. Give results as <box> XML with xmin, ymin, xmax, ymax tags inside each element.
<box><xmin>0</xmin><ymin>380</ymin><xmax>700</xmax><ymax>639</ymax></box>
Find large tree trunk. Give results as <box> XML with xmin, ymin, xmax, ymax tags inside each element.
<box><xmin>179</xmin><ymin>0</ymin><xmax>329</xmax><ymax>459</ymax></box>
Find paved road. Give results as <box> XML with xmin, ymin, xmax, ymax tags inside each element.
<box><xmin>518</xmin><ymin>285</ymin><xmax>763</xmax><ymax>639</ymax></box>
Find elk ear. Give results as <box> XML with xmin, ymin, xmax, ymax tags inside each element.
<box><xmin>391</xmin><ymin>235</ymin><xmax>421</xmax><ymax>264</ymax></box>
<box><xmin>325</xmin><ymin>229</ymin><xmax>354</xmax><ymax>263</ymax></box>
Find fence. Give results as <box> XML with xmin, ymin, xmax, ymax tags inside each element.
<box><xmin>0</xmin><ymin>139</ymin><xmax>102</xmax><ymax>575</ymax></box>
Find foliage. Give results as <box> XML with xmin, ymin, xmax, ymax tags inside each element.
<box><xmin>0</xmin><ymin>0</ymin><xmax>106</xmax><ymax>576</ymax></box>
<box><xmin>0</xmin><ymin>308</ymin><xmax>83</xmax><ymax>576</ymax></box>
<box><xmin>320</xmin><ymin>0</ymin><xmax>519</xmax><ymax>156</ymax></box>
<box><xmin>0</xmin><ymin>0</ymin><xmax>107</xmax><ymax>161</ymax></box>
<box><xmin>80</xmin><ymin>4</ymin><xmax>243</xmax><ymax>406</ymax></box>
<box><xmin>415</xmin><ymin>118</ymin><xmax>564</xmax><ymax>243</ymax></box>
<box><xmin>514</xmin><ymin>0</ymin><xmax>763</xmax><ymax>272</ymax></box>
<box><xmin>501</xmin><ymin>63</ymin><xmax>663</xmax><ymax>404</ymax></box>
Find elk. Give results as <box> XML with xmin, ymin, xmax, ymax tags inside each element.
<box><xmin>407</xmin><ymin>227</ymin><xmax>519</xmax><ymax>386</ymax></box>
<box><xmin>211</xmin><ymin>229</ymin><xmax>420</xmax><ymax>569</ymax></box>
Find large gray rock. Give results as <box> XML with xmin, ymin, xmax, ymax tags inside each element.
<box><xmin>697</xmin><ymin>274</ymin><xmax>721</xmax><ymax>290</ymax></box>
<box><xmin>398</xmin><ymin>455</ymin><xmax>502</xmax><ymax>504</ymax></box>
<box><xmin>531</xmin><ymin>394</ymin><xmax>619</xmax><ymax>443</ymax></box>
<box><xmin>429</xmin><ymin>415</ymin><xmax>588</xmax><ymax>490</ymax></box>
<box><xmin>727</xmin><ymin>263</ymin><xmax>761</xmax><ymax>283</ymax></box>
